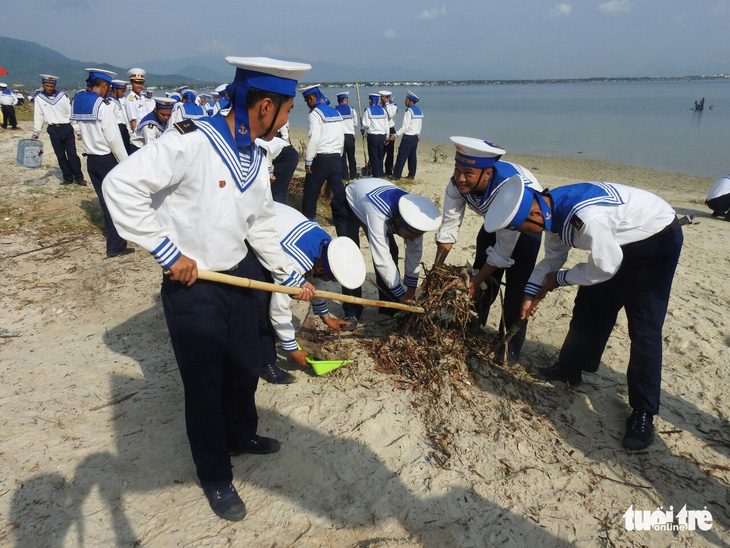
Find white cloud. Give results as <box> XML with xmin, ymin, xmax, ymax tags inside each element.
<box><xmin>384</xmin><ymin>29</ymin><xmax>397</xmax><ymax>39</ymax></box>
<box><xmin>599</xmin><ymin>0</ymin><xmax>633</xmax><ymax>14</ymax></box>
<box><xmin>416</xmin><ymin>6</ymin><xmax>447</xmax><ymax>20</ymax></box>
<box><xmin>549</xmin><ymin>4</ymin><xmax>572</xmax><ymax>18</ymax></box>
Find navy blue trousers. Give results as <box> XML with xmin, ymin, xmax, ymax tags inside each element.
<box><xmin>707</xmin><ymin>194</ymin><xmax>730</xmax><ymax>217</ymax></box>
<box><xmin>302</xmin><ymin>153</ymin><xmax>348</xmax><ymax>236</ymax></box>
<box><xmin>86</xmin><ymin>154</ymin><xmax>127</xmax><ymax>254</ymax></box>
<box><xmin>393</xmin><ymin>135</ymin><xmax>419</xmax><ymax>180</ymax></box>
<box><xmin>341</xmin><ymin>134</ymin><xmax>357</xmax><ymax>180</ymax></box>
<box><xmin>366</xmin><ymin>134</ymin><xmax>386</xmax><ymax>178</ymax></box>
<box><xmin>473</xmin><ymin>227</ymin><xmax>542</xmax><ymax>359</ymax></box>
<box><xmin>557</xmin><ymin>227</ymin><xmax>683</xmax><ymax>415</ymax></box>
<box><xmin>246</xmin><ymin>249</ymin><xmax>279</xmax><ymax>367</ymax></box>
<box><xmin>271</xmin><ymin>145</ymin><xmax>299</xmax><ymax>204</ymax></box>
<box><xmin>1</xmin><ymin>105</ymin><xmax>16</xmax><ymax>128</ymax></box>
<box><xmin>342</xmin><ymin>202</ymin><xmax>400</xmax><ymax>318</ymax></box>
<box><xmin>161</xmin><ymin>259</ymin><xmax>262</xmax><ymax>486</ymax></box>
<box><xmin>47</xmin><ymin>124</ymin><xmax>83</xmax><ymax>182</ymax></box>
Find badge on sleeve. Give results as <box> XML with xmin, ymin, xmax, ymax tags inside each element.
<box><xmin>570</xmin><ymin>215</ymin><xmax>584</xmax><ymax>230</ymax></box>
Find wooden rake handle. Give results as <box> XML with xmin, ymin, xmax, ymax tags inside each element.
<box><xmin>194</xmin><ymin>269</ymin><xmax>426</xmax><ymax>314</ymax></box>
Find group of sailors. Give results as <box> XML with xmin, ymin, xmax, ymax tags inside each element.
<box><xmin>24</xmin><ymin>57</ymin><xmax>694</xmax><ymax>522</ymax></box>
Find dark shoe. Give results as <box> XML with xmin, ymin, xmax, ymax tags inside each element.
<box><xmin>203</xmin><ymin>483</ymin><xmax>246</xmax><ymax>521</ymax></box>
<box><xmin>535</xmin><ymin>363</ymin><xmax>582</xmax><ymax>385</ymax></box>
<box><xmin>342</xmin><ymin>316</ymin><xmax>358</xmax><ymax>330</ymax></box>
<box><xmin>622</xmin><ymin>410</ymin><xmax>654</xmax><ymax>451</ymax></box>
<box><xmin>106</xmin><ymin>248</ymin><xmax>135</xmax><ymax>258</ymax></box>
<box><xmin>229</xmin><ymin>435</ymin><xmax>281</xmax><ymax>456</ymax></box>
<box><xmin>259</xmin><ymin>363</ymin><xmax>296</xmax><ymax>384</ymax></box>
<box><xmin>60</xmin><ymin>180</ymin><xmax>73</xmax><ymax>185</ymax></box>
<box><xmin>75</xmin><ymin>179</ymin><xmax>87</xmax><ymax>186</ymax></box>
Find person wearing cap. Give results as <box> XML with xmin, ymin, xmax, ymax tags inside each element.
<box><xmin>124</xmin><ymin>68</ymin><xmax>148</xmax><ymax>132</ymax></box>
<box><xmin>433</xmin><ymin>137</ymin><xmax>542</xmax><ymax>364</ymax></box>
<box><xmin>31</xmin><ymin>75</ymin><xmax>85</xmax><ymax>185</ymax></box>
<box><xmin>212</xmin><ymin>83</ymin><xmax>230</xmax><ymax>115</ymax></box>
<box><xmin>299</xmin><ymin>84</ymin><xmax>348</xmax><ymax>236</ymax></box>
<box><xmin>108</xmin><ymin>80</ymin><xmax>134</xmax><ymax>154</ymax></box>
<box><xmin>129</xmin><ymin>97</ymin><xmax>175</xmax><ymax>148</ymax></box>
<box><xmin>169</xmin><ymin>89</ymin><xmax>206</xmax><ymax>125</ymax></box>
<box><xmin>71</xmin><ymin>68</ymin><xmax>132</xmax><ymax>258</ymax></box>
<box><xmin>253</xmin><ymin>202</ymin><xmax>366</xmax><ymax>384</ymax></box>
<box><xmin>379</xmin><ymin>91</ymin><xmax>397</xmax><ymax>177</ymax></box>
<box><xmin>361</xmin><ymin>93</ymin><xmax>388</xmax><ymax>177</ymax></box>
<box><xmin>485</xmin><ymin>176</ymin><xmax>684</xmax><ymax>451</ymax></box>
<box><xmin>0</xmin><ymin>83</ymin><xmax>18</xmax><ymax>129</ymax></box>
<box><xmin>334</xmin><ymin>92</ymin><xmax>358</xmax><ymax>180</ymax></box>
<box><xmin>198</xmin><ymin>93</ymin><xmax>215</xmax><ymax>116</ymax></box>
<box><xmin>103</xmin><ymin>56</ymin><xmax>316</xmax><ymax>522</ymax></box>
<box><xmin>706</xmin><ymin>174</ymin><xmax>730</xmax><ymax>221</ymax></box>
<box><xmin>392</xmin><ymin>90</ymin><xmax>423</xmax><ymax>181</ymax></box>
<box><xmin>341</xmin><ymin>177</ymin><xmax>440</xmax><ymax>326</ymax></box>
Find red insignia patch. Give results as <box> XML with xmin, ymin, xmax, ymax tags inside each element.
<box><xmin>219</xmin><ymin>180</ymin><xmax>226</xmax><ymax>188</ymax></box>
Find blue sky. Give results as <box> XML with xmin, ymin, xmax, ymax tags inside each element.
<box><xmin>6</xmin><ymin>0</ymin><xmax>730</xmax><ymax>80</ymax></box>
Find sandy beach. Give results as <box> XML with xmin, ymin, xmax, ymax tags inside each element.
<box><xmin>1</xmin><ymin>122</ymin><xmax>729</xmax><ymax>548</ymax></box>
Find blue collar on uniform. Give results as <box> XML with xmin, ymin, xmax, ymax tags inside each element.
<box><xmin>280</xmin><ymin>220</ymin><xmax>331</xmax><ymax>272</ymax></box>
<box><xmin>548</xmin><ymin>182</ymin><xmax>624</xmax><ymax>245</ymax></box>
<box><xmin>70</xmin><ymin>91</ymin><xmax>104</xmax><ymax>121</ymax></box>
<box><xmin>136</xmin><ymin>110</ymin><xmax>166</xmax><ymax>133</ymax></box>
<box><xmin>365</xmin><ymin>185</ymin><xmax>407</xmax><ymax>217</ymax></box>
<box><xmin>196</xmin><ymin>113</ymin><xmax>265</xmax><ymax>193</ymax></box>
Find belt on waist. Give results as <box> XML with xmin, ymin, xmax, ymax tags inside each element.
<box><xmin>50</xmin><ymin>123</ymin><xmax>70</xmax><ymax>127</ymax></box>
<box><xmin>316</xmin><ymin>153</ymin><xmax>340</xmax><ymax>158</ymax></box>
<box><xmin>658</xmin><ymin>214</ymin><xmax>693</xmax><ymax>235</ymax></box>
<box><xmin>217</xmin><ymin>262</ymin><xmax>240</xmax><ymax>274</ymax></box>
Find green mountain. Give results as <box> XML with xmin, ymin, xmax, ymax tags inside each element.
<box><xmin>0</xmin><ymin>36</ymin><xmax>217</xmax><ymax>91</ymax></box>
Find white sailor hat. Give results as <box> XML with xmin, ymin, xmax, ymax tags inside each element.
<box><xmin>0</xmin><ymin>83</ymin><xmax>8</xmax><ymax>88</ymax></box>
<box><xmin>398</xmin><ymin>194</ymin><xmax>441</xmax><ymax>233</ymax></box>
<box><xmin>127</xmin><ymin>68</ymin><xmax>146</xmax><ymax>81</ymax></box>
<box><xmin>322</xmin><ymin>237</ymin><xmax>366</xmax><ymax>289</ymax></box>
<box><xmin>225</xmin><ymin>57</ymin><xmax>311</xmax><ymax>97</ymax></box>
<box><xmin>153</xmin><ymin>97</ymin><xmax>176</xmax><ymax>110</ymax></box>
<box><xmin>40</xmin><ymin>74</ymin><xmax>59</xmax><ymax>84</ymax></box>
<box><xmin>450</xmin><ymin>136</ymin><xmax>505</xmax><ymax>169</ymax></box>
<box><xmin>214</xmin><ymin>83</ymin><xmax>228</xmax><ymax>94</ymax></box>
<box><xmin>85</xmin><ymin>68</ymin><xmax>117</xmax><ymax>83</ymax></box>
<box><xmin>336</xmin><ymin>91</ymin><xmax>349</xmax><ymax>98</ymax></box>
<box><xmin>176</xmin><ymin>85</ymin><xmax>189</xmax><ymax>93</ymax></box>
<box><xmin>406</xmin><ymin>90</ymin><xmax>419</xmax><ymax>102</ymax></box>
<box><xmin>111</xmin><ymin>79</ymin><xmax>128</xmax><ymax>90</ymax></box>
<box><xmin>368</xmin><ymin>93</ymin><xmax>380</xmax><ymax>101</ymax></box>
<box><xmin>378</xmin><ymin>90</ymin><xmax>392</xmax><ymax>97</ymax></box>
<box><xmin>167</xmin><ymin>91</ymin><xmax>182</xmax><ymax>102</ymax></box>
<box><xmin>483</xmin><ymin>174</ymin><xmax>552</xmax><ymax>232</ymax></box>
<box><xmin>298</xmin><ymin>84</ymin><xmax>321</xmax><ymax>96</ymax></box>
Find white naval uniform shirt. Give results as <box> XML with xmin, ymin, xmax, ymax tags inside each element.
<box><xmin>101</xmin><ymin>117</ymin><xmax>306</xmax><ymax>288</ymax></box>
<box><xmin>525</xmin><ymin>182</ymin><xmax>676</xmax><ymax>295</ymax></box>
<box><xmin>305</xmin><ymin>105</ymin><xmax>344</xmax><ymax>167</ymax></box>
<box><xmin>73</xmin><ymin>97</ymin><xmax>128</xmax><ymax>162</ymax></box>
<box><xmin>383</xmin><ymin>101</ymin><xmax>397</xmax><ymax>130</ymax></box>
<box><xmin>338</xmin><ymin>106</ymin><xmax>358</xmax><ymax>135</ymax></box>
<box><xmin>32</xmin><ymin>92</ymin><xmax>75</xmax><ymax>137</ymax></box>
<box><xmin>437</xmin><ymin>161</ymin><xmax>542</xmax><ymax>269</ymax></box>
<box><xmin>361</xmin><ymin>106</ymin><xmax>388</xmax><ymax>136</ymax></box>
<box><xmin>707</xmin><ymin>175</ymin><xmax>730</xmax><ymax>200</ymax></box>
<box><xmin>394</xmin><ymin>106</ymin><xmax>422</xmax><ymax>138</ymax></box>
<box><xmin>129</xmin><ymin>118</ymin><xmax>165</xmax><ymax>149</ymax></box>
<box><xmin>269</xmin><ymin>202</ymin><xmax>331</xmax><ymax>352</ymax></box>
<box><xmin>109</xmin><ymin>97</ymin><xmax>129</xmax><ymax>127</ymax></box>
<box><xmin>345</xmin><ymin>178</ymin><xmax>423</xmax><ymax>297</ymax></box>
<box><xmin>0</xmin><ymin>91</ymin><xmax>18</xmax><ymax>106</ymax></box>
<box><xmin>124</xmin><ymin>91</ymin><xmax>146</xmax><ymax>125</ymax></box>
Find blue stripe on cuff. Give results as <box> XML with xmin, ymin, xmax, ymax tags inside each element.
<box><xmin>524</xmin><ymin>282</ymin><xmax>542</xmax><ymax>297</ymax></box>
<box><xmin>281</xmin><ymin>271</ymin><xmax>306</xmax><ymax>288</ymax></box>
<box><xmin>281</xmin><ymin>339</ymin><xmax>298</xmax><ymax>352</ymax></box>
<box><xmin>152</xmin><ymin>238</ymin><xmax>181</xmax><ymax>269</ymax></box>
<box><xmin>556</xmin><ymin>270</ymin><xmax>570</xmax><ymax>286</ymax></box>
<box><xmin>312</xmin><ymin>302</ymin><xmax>328</xmax><ymax>315</ymax></box>
<box><xmin>391</xmin><ymin>285</ymin><xmax>406</xmax><ymax>298</ymax></box>
<box><xmin>403</xmin><ymin>275</ymin><xmax>418</xmax><ymax>288</ymax></box>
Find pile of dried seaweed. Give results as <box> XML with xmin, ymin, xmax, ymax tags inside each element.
<box><xmin>368</xmin><ymin>264</ymin><xmax>498</xmax><ymax>394</ymax></box>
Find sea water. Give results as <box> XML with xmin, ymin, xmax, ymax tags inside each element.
<box><xmin>289</xmin><ymin>79</ymin><xmax>730</xmax><ymax>179</ymax></box>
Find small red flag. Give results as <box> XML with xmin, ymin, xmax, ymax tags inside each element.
<box><xmin>0</xmin><ymin>66</ymin><xmax>8</xmax><ymax>76</ymax></box>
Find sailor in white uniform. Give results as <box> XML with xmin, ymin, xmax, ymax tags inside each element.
<box><xmin>433</xmin><ymin>137</ymin><xmax>543</xmax><ymax>364</ymax></box>
<box><xmin>124</xmin><ymin>67</ymin><xmax>148</xmax><ymax>132</ymax></box>
<box><xmin>129</xmin><ymin>97</ymin><xmax>175</xmax><ymax>149</ymax></box>
<box><xmin>31</xmin><ymin>74</ymin><xmax>85</xmax><ymax>185</ymax></box>
<box><xmin>392</xmin><ymin>90</ymin><xmax>423</xmax><ymax>180</ymax></box>
<box><xmin>380</xmin><ymin>90</ymin><xmax>397</xmax><ymax>176</ymax></box>
<box><xmin>361</xmin><ymin>93</ymin><xmax>388</xmax><ymax>177</ymax></box>
<box><xmin>706</xmin><ymin>174</ymin><xmax>730</xmax><ymax>220</ymax></box>
<box><xmin>108</xmin><ymin>79</ymin><xmax>133</xmax><ymax>154</ymax></box>
<box><xmin>254</xmin><ymin>202</ymin><xmax>366</xmax><ymax>383</ymax></box>
<box><xmin>299</xmin><ymin>84</ymin><xmax>347</xmax><ymax>236</ymax></box>
<box><xmin>485</xmin><ymin>176</ymin><xmax>684</xmax><ymax>451</ymax></box>
<box><xmin>0</xmin><ymin>83</ymin><xmax>18</xmax><ymax>129</ymax></box>
<box><xmin>342</xmin><ymin>178</ymin><xmax>440</xmax><ymax>326</ymax></box>
<box><xmin>102</xmin><ymin>56</ymin><xmax>314</xmax><ymax>522</ymax></box>
<box><xmin>169</xmin><ymin>89</ymin><xmax>206</xmax><ymax>125</ymax></box>
<box><xmin>334</xmin><ymin>91</ymin><xmax>358</xmax><ymax>180</ymax></box>
<box><xmin>71</xmin><ymin>68</ymin><xmax>131</xmax><ymax>257</ymax></box>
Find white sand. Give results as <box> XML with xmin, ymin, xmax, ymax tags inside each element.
<box><xmin>1</xmin><ymin>123</ymin><xmax>729</xmax><ymax>548</ymax></box>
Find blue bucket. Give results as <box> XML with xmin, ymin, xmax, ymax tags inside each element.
<box><xmin>17</xmin><ymin>139</ymin><xmax>44</xmax><ymax>168</ymax></box>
